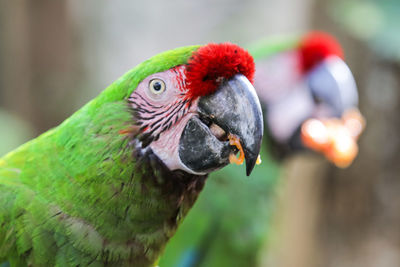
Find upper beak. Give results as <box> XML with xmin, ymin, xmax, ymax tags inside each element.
<box><xmin>179</xmin><ymin>74</ymin><xmax>263</xmax><ymax>176</ymax></box>
<box><xmin>307</xmin><ymin>56</ymin><xmax>359</xmax><ymax>117</ymax></box>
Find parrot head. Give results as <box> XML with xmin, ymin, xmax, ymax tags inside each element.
<box><xmin>300</xmin><ymin>32</ymin><xmax>358</xmax><ymax>119</ymax></box>
<box><xmin>254</xmin><ymin>32</ymin><xmax>364</xmax><ymax>167</ymax></box>
<box><xmin>128</xmin><ymin>43</ymin><xmax>263</xmax><ymax>176</ymax></box>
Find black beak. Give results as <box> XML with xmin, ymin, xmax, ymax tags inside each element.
<box><xmin>179</xmin><ymin>74</ymin><xmax>263</xmax><ymax>176</ymax></box>
<box><xmin>307</xmin><ymin>56</ymin><xmax>359</xmax><ymax>117</ymax></box>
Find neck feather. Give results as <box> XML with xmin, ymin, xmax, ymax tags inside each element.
<box><xmin>7</xmin><ymin>99</ymin><xmax>206</xmax><ymax>265</ymax></box>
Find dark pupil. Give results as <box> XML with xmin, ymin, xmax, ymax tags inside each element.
<box><xmin>153</xmin><ymin>81</ymin><xmax>162</xmax><ymax>91</ymax></box>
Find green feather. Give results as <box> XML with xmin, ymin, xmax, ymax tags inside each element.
<box><xmin>0</xmin><ymin>45</ymin><xmax>204</xmax><ymax>266</ymax></box>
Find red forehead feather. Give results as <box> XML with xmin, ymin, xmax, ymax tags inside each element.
<box><xmin>185</xmin><ymin>43</ymin><xmax>255</xmax><ymax>99</ymax></box>
<box><xmin>299</xmin><ymin>31</ymin><xmax>344</xmax><ymax>72</ymax></box>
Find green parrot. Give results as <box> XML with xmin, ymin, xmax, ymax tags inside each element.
<box><xmin>159</xmin><ymin>32</ymin><xmax>363</xmax><ymax>267</ymax></box>
<box><xmin>0</xmin><ymin>43</ymin><xmax>264</xmax><ymax>266</ymax></box>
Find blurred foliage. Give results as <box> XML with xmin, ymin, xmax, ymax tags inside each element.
<box><xmin>330</xmin><ymin>0</ymin><xmax>400</xmax><ymax>61</ymax></box>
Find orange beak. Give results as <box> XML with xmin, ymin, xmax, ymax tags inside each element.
<box><xmin>300</xmin><ymin>109</ymin><xmax>365</xmax><ymax>168</ymax></box>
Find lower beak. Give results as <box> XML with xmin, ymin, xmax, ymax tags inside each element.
<box><xmin>179</xmin><ymin>74</ymin><xmax>263</xmax><ymax>176</ymax></box>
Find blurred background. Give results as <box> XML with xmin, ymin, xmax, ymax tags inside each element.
<box><xmin>0</xmin><ymin>0</ymin><xmax>399</xmax><ymax>266</ymax></box>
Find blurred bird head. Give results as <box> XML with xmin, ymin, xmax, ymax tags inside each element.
<box><xmin>253</xmin><ymin>31</ymin><xmax>364</xmax><ymax>167</ymax></box>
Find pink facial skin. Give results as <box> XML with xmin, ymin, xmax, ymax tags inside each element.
<box><xmin>129</xmin><ymin>66</ymin><xmax>202</xmax><ymax>174</ymax></box>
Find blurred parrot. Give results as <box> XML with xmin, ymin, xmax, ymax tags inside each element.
<box><xmin>0</xmin><ymin>43</ymin><xmax>264</xmax><ymax>266</ymax></box>
<box><xmin>159</xmin><ymin>32</ymin><xmax>364</xmax><ymax>267</ymax></box>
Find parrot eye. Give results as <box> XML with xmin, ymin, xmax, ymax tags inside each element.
<box><xmin>149</xmin><ymin>79</ymin><xmax>166</xmax><ymax>95</ymax></box>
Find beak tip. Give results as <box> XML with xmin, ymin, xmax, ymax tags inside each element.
<box><xmin>246</xmin><ymin>168</ymin><xmax>252</xmax><ymax>176</ymax></box>
<box><xmin>245</xmin><ymin>157</ymin><xmax>257</xmax><ymax>176</ymax></box>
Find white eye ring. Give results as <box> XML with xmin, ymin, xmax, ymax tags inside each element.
<box><xmin>149</xmin><ymin>79</ymin><xmax>166</xmax><ymax>95</ymax></box>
